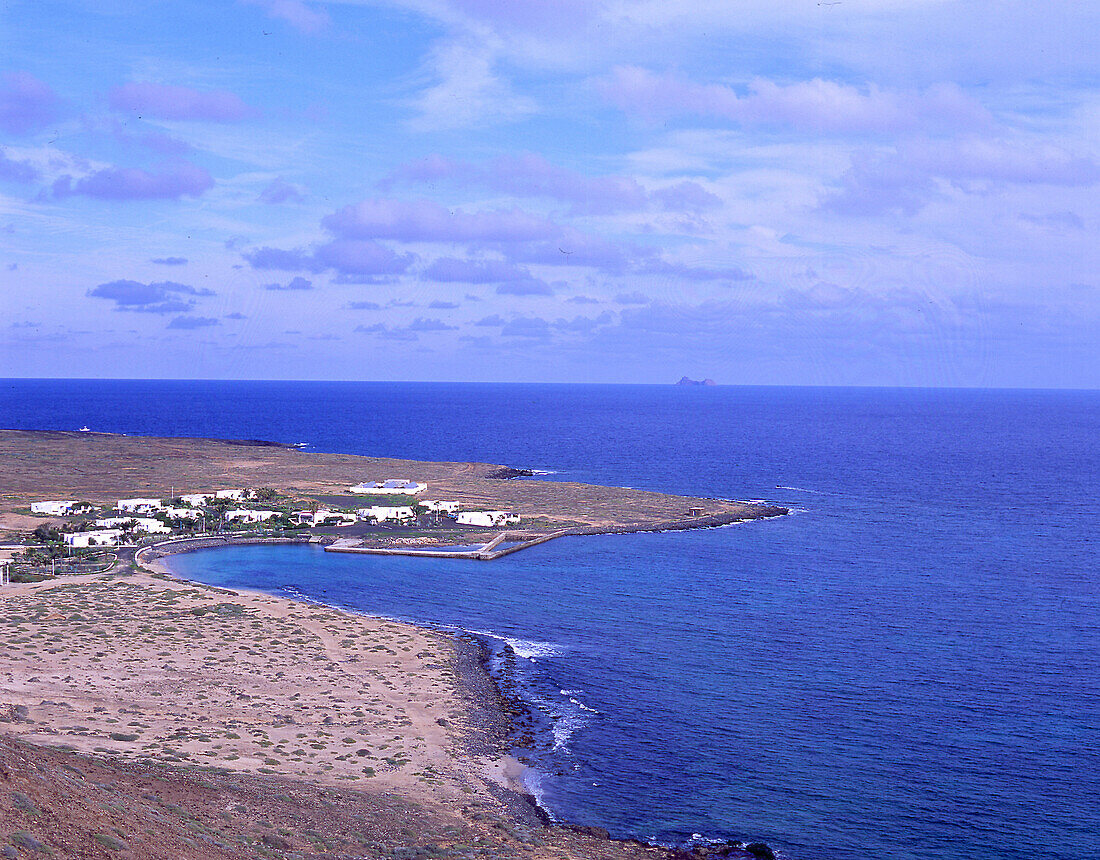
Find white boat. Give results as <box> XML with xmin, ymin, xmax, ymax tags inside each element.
<box><xmin>78</xmin><ymin>426</ymin><xmax>91</xmax><ymax>432</ymax></box>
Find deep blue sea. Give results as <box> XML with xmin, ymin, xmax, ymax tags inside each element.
<box><xmin>3</xmin><ymin>380</ymin><xmax>1098</xmax><ymax>860</ymax></box>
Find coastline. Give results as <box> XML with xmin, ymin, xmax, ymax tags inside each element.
<box><xmin>145</xmin><ymin>547</ymin><xmax>551</xmax><ymax>825</ymax></box>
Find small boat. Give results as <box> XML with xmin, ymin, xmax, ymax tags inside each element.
<box><xmin>78</xmin><ymin>426</ymin><xmax>91</xmax><ymax>432</ymax></box>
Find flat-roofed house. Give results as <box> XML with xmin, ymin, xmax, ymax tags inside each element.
<box><xmin>348</xmin><ymin>479</ymin><xmax>427</xmax><ymax>495</ymax></box>
<box><xmin>95</xmin><ymin>517</ymin><xmax>171</xmax><ymax>534</ymax></box>
<box><xmin>358</xmin><ymin>505</ymin><xmax>416</xmax><ymax>523</ymax></box>
<box><xmin>65</xmin><ymin>529</ymin><xmax>123</xmax><ymax>548</ymax></box>
<box><xmin>421</xmin><ymin>500</ymin><xmax>461</xmax><ymax>513</ymax></box>
<box><xmin>31</xmin><ymin>500</ymin><xmax>79</xmax><ymax>516</ymax></box>
<box><xmin>117</xmin><ymin>498</ymin><xmax>164</xmax><ymax>514</ymax></box>
<box><xmin>179</xmin><ymin>493</ymin><xmax>213</xmax><ymax>507</ymax></box>
<box><xmin>455</xmin><ymin>511</ymin><xmax>520</xmax><ymax>528</ymax></box>
<box><xmin>162</xmin><ymin>507</ymin><xmax>203</xmax><ymax>520</ymax></box>
<box><xmin>215</xmin><ymin>489</ymin><xmax>251</xmax><ymax>501</ymax></box>
<box><xmin>224</xmin><ymin>509</ymin><xmax>280</xmax><ymax>523</ymax></box>
<box><xmin>293</xmin><ymin>509</ymin><xmax>357</xmax><ymax>526</ymax></box>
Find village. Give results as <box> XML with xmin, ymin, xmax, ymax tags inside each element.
<box><xmin>7</xmin><ymin>479</ymin><xmax>520</xmax><ymax>574</ymax></box>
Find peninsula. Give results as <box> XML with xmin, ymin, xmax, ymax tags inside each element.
<box><xmin>0</xmin><ymin>429</ymin><xmax>785</xmax><ymax>860</ymax></box>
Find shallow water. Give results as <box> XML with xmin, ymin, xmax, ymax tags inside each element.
<box><xmin>5</xmin><ymin>380</ymin><xmax>1099</xmax><ymax>859</ymax></box>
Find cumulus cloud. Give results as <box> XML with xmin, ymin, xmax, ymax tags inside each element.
<box><xmin>475</xmin><ymin>314</ymin><xmax>505</xmax><ymax>326</ymax></box>
<box><xmin>151</xmin><ymin>256</ymin><xmax>188</xmax><ymax>265</ymax></box>
<box><xmin>109</xmin><ymin>82</ymin><xmax>255</xmax><ymax>122</ymax></box>
<box><xmin>599</xmin><ymin>66</ymin><xmax>990</xmax><ymax>134</ymax></box>
<box><xmin>264</xmin><ymin>276</ymin><xmax>313</xmax><ymax>290</ymax></box>
<box><xmin>429</xmin><ymin>300</ymin><xmax>459</xmax><ymax>309</ymax></box>
<box><xmin>0</xmin><ymin>72</ymin><xmax>59</xmax><ymax>135</ymax></box>
<box><xmin>826</xmin><ymin>138</ymin><xmax>1100</xmax><ymax>216</ymax></box>
<box><xmin>347</xmin><ymin>301</ymin><xmax>382</xmax><ymax>310</ymax></box>
<box><xmin>407</xmin><ymin>317</ymin><xmax>457</xmax><ymax>331</ymax></box>
<box><xmin>167</xmin><ymin>315</ymin><xmax>219</xmax><ymax>329</ymax></box>
<box><xmin>87</xmin><ymin>279</ymin><xmax>215</xmax><ymax>314</ymax></box>
<box><xmin>354</xmin><ymin>318</ymin><xmax>454</xmax><ymax>340</ymax></box>
<box><xmin>243</xmin><ymin>246</ymin><xmax>323</xmax><ymax>272</ymax></box>
<box><xmin>258</xmin><ymin>177</ymin><xmax>306</xmax><ymax>204</ymax></box>
<box><xmin>0</xmin><ymin>148</ymin><xmax>39</xmax><ymax>183</ymax></box>
<box><xmin>244</xmin><ymin>237</ymin><xmax>414</xmax><ymax>281</ymax></box>
<box><xmin>53</xmin><ymin>161</ymin><xmax>214</xmax><ymax>200</ymax></box>
<box><xmin>313</xmin><ymin>239</ymin><xmax>416</xmax><ymax>277</ymax></box>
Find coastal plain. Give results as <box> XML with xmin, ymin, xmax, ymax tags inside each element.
<box><xmin>0</xmin><ymin>429</ymin><xmax>781</xmax><ymax>536</ymax></box>
<box><xmin>0</xmin><ymin>429</ymin><xmax>781</xmax><ymax>859</ymax></box>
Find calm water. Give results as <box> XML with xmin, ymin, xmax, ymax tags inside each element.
<box><xmin>3</xmin><ymin>380</ymin><xmax>1098</xmax><ymax>859</ymax></box>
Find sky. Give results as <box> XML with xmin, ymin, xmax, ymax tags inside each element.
<box><xmin>1</xmin><ymin>0</ymin><xmax>1098</xmax><ymax>386</ymax></box>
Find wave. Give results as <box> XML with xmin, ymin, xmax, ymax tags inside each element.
<box><xmin>776</xmin><ymin>485</ymin><xmax>828</xmax><ymax>494</ymax></box>
<box><xmin>504</xmin><ymin>636</ymin><xmax>564</xmax><ymax>660</ymax></box>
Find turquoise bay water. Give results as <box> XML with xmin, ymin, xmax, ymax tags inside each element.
<box><xmin>3</xmin><ymin>381</ymin><xmax>1098</xmax><ymax>859</ymax></box>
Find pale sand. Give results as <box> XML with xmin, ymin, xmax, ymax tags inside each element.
<box><xmin>0</xmin><ymin>562</ymin><xmax>527</xmax><ymax>816</ymax></box>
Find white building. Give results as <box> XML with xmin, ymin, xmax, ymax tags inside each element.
<box><xmin>456</xmin><ymin>511</ymin><xmax>520</xmax><ymax>528</ymax></box>
<box><xmin>162</xmin><ymin>507</ymin><xmax>203</xmax><ymax>520</ymax></box>
<box><xmin>117</xmin><ymin>498</ymin><xmax>164</xmax><ymax>514</ymax></box>
<box><xmin>224</xmin><ymin>508</ymin><xmax>280</xmax><ymax>523</ymax></box>
<box><xmin>178</xmin><ymin>493</ymin><xmax>212</xmax><ymax>507</ymax></box>
<box><xmin>65</xmin><ymin>529</ymin><xmax>123</xmax><ymax>548</ymax></box>
<box><xmin>293</xmin><ymin>509</ymin><xmax>357</xmax><ymax>527</ymax></box>
<box><xmin>421</xmin><ymin>500</ymin><xmax>461</xmax><ymax>513</ymax></box>
<box><xmin>358</xmin><ymin>505</ymin><xmax>416</xmax><ymax>523</ymax></box>
<box><xmin>348</xmin><ymin>479</ymin><xmax>427</xmax><ymax>495</ymax></box>
<box><xmin>95</xmin><ymin>517</ymin><xmax>171</xmax><ymax>534</ymax></box>
<box><xmin>215</xmin><ymin>489</ymin><xmax>251</xmax><ymax>501</ymax></box>
<box><xmin>31</xmin><ymin>500</ymin><xmax>79</xmax><ymax>516</ymax></box>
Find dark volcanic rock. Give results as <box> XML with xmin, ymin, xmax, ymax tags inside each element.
<box><xmin>745</xmin><ymin>842</ymin><xmax>776</xmax><ymax>860</ymax></box>
<box><xmin>485</xmin><ymin>467</ymin><xmax>536</xmax><ymax>479</ymax></box>
<box><xmin>559</xmin><ymin>824</ymin><xmax>611</xmax><ymax>840</ymax></box>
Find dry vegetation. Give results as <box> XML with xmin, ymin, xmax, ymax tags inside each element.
<box><xmin>0</xmin><ymin>429</ymin><xmax>776</xmax><ymax>537</ymax></box>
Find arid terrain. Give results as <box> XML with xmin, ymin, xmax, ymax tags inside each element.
<box><xmin>0</xmin><ymin>430</ymin><xmax>777</xmax><ymax>859</ymax></box>
<box><xmin>0</xmin><ymin>429</ymin><xmax>781</xmax><ymax>537</ymax></box>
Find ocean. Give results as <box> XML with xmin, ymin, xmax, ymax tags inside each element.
<box><xmin>3</xmin><ymin>380</ymin><xmax>1098</xmax><ymax>859</ymax></box>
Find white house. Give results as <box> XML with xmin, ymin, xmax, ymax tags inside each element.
<box><xmin>215</xmin><ymin>489</ymin><xmax>251</xmax><ymax>501</ymax></box>
<box><xmin>293</xmin><ymin>509</ymin><xmax>357</xmax><ymax>527</ymax></box>
<box><xmin>116</xmin><ymin>498</ymin><xmax>164</xmax><ymax>514</ymax></box>
<box><xmin>358</xmin><ymin>505</ymin><xmax>416</xmax><ymax>523</ymax></box>
<box><xmin>31</xmin><ymin>500</ymin><xmax>79</xmax><ymax>516</ymax></box>
<box><xmin>179</xmin><ymin>493</ymin><xmax>212</xmax><ymax>507</ymax></box>
<box><xmin>162</xmin><ymin>507</ymin><xmax>203</xmax><ymax>520</ymax></box>
<box><xmin>456</xmin><ymin>511</ymin><xmax>520</xmax><ymax>528</ymax></box>
<box><xmin>95</xmin><ymin>517</ymin><xmax>171</xmax><ymax>534</ymax></box>
<box><xmin>65</xmin><ymin>529</ymin><xmax>123</xmax><ymax>548</ymax></box>
<box><xmin>348</xmin><ymin>479</ymin><xmax>427</xmax><ymax>495</ymax></box>
<box><xmin>224</xmin><ymin>508</ymin><xmax>280</xmax><ymax>523</ymax></box>
<box><xmin>421</xmin><ymin>500</ymin><xmax>461</xmax><ymax>514</ymax></box>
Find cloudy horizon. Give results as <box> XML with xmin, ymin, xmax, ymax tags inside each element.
<box><xmin>2</xmin><ymin>1</ymin><xmax>1098</xmax><ymax>387</ymax></box>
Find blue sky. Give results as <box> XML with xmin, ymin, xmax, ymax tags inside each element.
<box><xmin>2</xmin><ymin>0</ymin><xmax>1098</xmax><ymax>386</ymax></box>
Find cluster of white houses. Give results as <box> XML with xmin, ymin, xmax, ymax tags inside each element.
<box><xmin>32</xmin><ymin>478</ymin><xmax>518</xmax><ymax>548</ymax></box>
